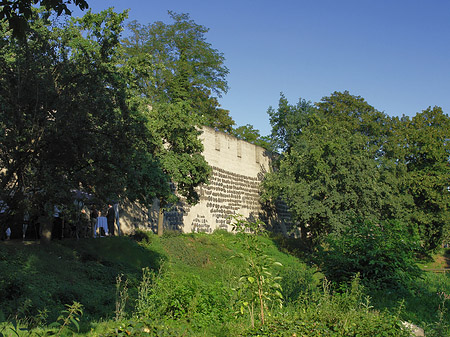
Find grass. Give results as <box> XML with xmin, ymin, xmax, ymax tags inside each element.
<box><xmin>417</xmin><ymin>248</ymin><xmax>450</xmax><ymax>271</ymax></box>
<box><xmin>0</xmin><ymin>231</ymin><xmax>449</xmax><ymax>336</ymax></box>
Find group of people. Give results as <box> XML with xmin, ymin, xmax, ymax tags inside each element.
<box><xmin>89</xmin><ymin>203</ymin><xmax>121</xmax><ymax>238</ymax></box>
<box><xmin>1</xmin><ymin>200</ymin><xmax>121</xmax><ymax>241</ymax></box>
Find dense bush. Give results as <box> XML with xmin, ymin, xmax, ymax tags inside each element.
<box><xmin>319</xmin><ymin>218</ymin><xmax>422</xmax><ymax>289</ymax></box>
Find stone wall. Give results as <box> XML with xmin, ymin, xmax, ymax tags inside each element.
<box><xmin>120</xmin><ymin>126</ymin><xmax>292</xmax><ymax>234</ymax></box>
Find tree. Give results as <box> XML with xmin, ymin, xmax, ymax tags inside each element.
<box><xmin>262</xmin><ymin>92</ymin><xmax>404</xmax><ymax>247</ymax></box>
<box><xmin>232</xmin><ymin>124</ymin><xmax>272</xmax><ymax>150</ymax></box>
<box><xmin>388</xmin><ymin>107</ymin><xmax>450</xmax><ymax>250</ymax></box>
<box><xmin>264</xmin><ymin>91</ymin><xmax>449</xmax><ymax>251</ymax></box>
<box><xmin>0</xmin><ymin>8</ymin><xmax>169</xmax><ymax>240</ymax></box>
<box><xmin>122</xmin><ymin>11</ymin><xmax>235</xmax><ymax>132</ymax></box>
<box><xmin>266</xmin><ymin>93</ymin><xmax>316</xmax><ymax>153</ymax></box>
<box><xmin>0</xmin><ymin>0</ymin><xmax>88</xmax><ymax>38</ymax></box>
<box><xmin>122</xmin><ymin>12</ymin><xmax>228</xmax><ymax>235</ymax></box>
<box><xmin>320</xmin><ymin>218</ymin><xmax>422</xmax><ymax>289</ymax></box>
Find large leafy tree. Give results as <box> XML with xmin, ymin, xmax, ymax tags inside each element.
<box><xmin>0</xmin><ymin>8</ymin><xmax>169</xmax><ymax>240</ymax></box>
<box><xmin>232</xmin><ymin>124</ymin><xmax>272</xmax><ymax>150</ymax></box>
<box><xmin>264</xmin><ymin>91</ymin><xmax>449</xmax><ymax>251</ymax></box>
<box><xmin>122</xmin><ymin>11</ymin><xmax>231</xmax><ymax>235</ymax></box>
<box><xmin>122</xmin><ymin>11</ymin><xmax>234</xmax><ymax>132</ymax></box>
<box><xmin>389</xmin><ymin>107</ymin><xmax>450</xmax><ymax>250</ymax></box>
<box><xmin>262</xmin><ymin>92</ymin><xmax>406</xmax><ymax>247</ymax></box>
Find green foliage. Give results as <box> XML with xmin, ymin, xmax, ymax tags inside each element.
<box><xmin>0</xmin><ymin>238</ymin><xmax>156</xmax><ymax>323</ymax></box>
<box><xmin>267</xmin><ymin>93</ymin><xmax>316</xmax><ymax>153</ymax></box>
<box><xmin>0</xmin><ymin>0</ymin><xmax>89</xmax><ymax>39</ymax></box>
<box><xmin>232</xmin><ymin>124</ymin><xmax>272</xmax><ymax>150</ymax></box>
<box><xmin>388</xmin><ymin>107</ymin><xmax>450</xmax><ymax>250</ymax></box>
<box><xmin>122</xmin><ymin>12</ymin><xmax>230</xmax><ymax>234</ymax></box>
<box><xmin>320</xmin><ymin>218</ymin><xmax>422</xmax><ymax>289</ymax></box>
<box><xmin>135</xmin><ymin>266</ymin><xmax>232</xmax><ymax>331</ymax></box>
<box><xmin>0</xmin><ymin>8</ymin><xmax>169</xmax><ymax>221</ymax></box>
<box><xmin>4</xmin><ymin>233</ymin><xmax>450</xmax><ymax>336</ymax></box>
<box><xmin>122</xmin><ymin>11</ymin><xmax>234</xmax><ymax>133</ymax></box>
<box><xmin>231</xmin><ymin>216</ymin><xmax>283</xmax><ymax>327</ymax></box>
<box><xmin>115</xmin><ymin>274</ymin><xmax>129</xmax><ymax>321</ymax></box>
<box><xmin>241</xmin><ymin>276</ymin><xmax>410</xmax><ymax>337</ymax></box>
<box><xmin>264</xmin><ymin>90</ymin><xmax>449</xmax><ymax>251</ymax></box>
<box><xmin>424</xmin><ymin>291</ymin><xmax>450</xmax><ymax>337</ymax></box>
<box><xmin>52</xmin><ymin>301</ymin><xmax>83</xmax><ymax>335</ymax></box>
<box><xmin>147</xmin><ymin>100</ymin><xmax>211</xmax><ymax>206</ymax></box>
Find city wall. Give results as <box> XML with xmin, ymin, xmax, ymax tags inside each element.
<box><xmin>119</xmin><ymin>126</ymin><xmax>292</xmax><ymax>234</ymax></box>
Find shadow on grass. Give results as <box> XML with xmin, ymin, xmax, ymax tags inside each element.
<box><xmin>0</xmin><ymin>236</ymin><xmax>165</xmax><ymax>324</ymax></box>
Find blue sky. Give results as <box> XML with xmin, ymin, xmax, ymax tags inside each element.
<box><xmin>71</xmin><ymin>0</ymin><xmax>450</xmax><ymax>136</ymax></box>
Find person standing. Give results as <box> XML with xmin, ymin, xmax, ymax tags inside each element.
<box><xmin>113</xmin><ymin>202</ymin><xmax>120</xmax><ymax>236</ymax></box>
<box><xmin>23</xmin><ymin>210</ymin><xmax>30</xmax><ymax>240</ymax></box>
<box><xmin>52</xmin><ymin>206</ymin><xmax>62</xmax><ymax>240</ymax></box>
<box><xmin>106</xmin><ymin>204</ymin><xmax>115</xmax><ymax>236</ymax></box>
<box><xmin>0</xmin><ymin>200</ymin><xmax>9</xmax><ymax>240</ymax></box>
<box><xmin>90</xmin><ymin>206</ymin><xmax>99</xmax><ymax>238</ymax></box>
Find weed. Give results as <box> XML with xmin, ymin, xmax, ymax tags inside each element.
<box><xmin>52</xmin><ymin>301</ymin><xmax>83</xmax><ymax>336</ymax></box>
<box><xmin>115</xmin><ymin>274</ymin><xmax>129</xmax><ymax>321</ymax></box>
<box><xmin>231</xmin><ymin>216</ymin><xmax>283</xmax><ymax>327</ymax></box>
<box><xmin>425</xmin><ymin>291</ymin><xmax>450</xmax><ymax>337</ymax></box>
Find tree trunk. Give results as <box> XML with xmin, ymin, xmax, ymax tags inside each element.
<box><xmin>39</xmin><ymin>215</ymin><xmax>52</xmax><ymax>244</ymax></box>
<box><xmin>157</xmin><ymin>199</ymin><xmax>164</xmax><ymax>237</ymax></box>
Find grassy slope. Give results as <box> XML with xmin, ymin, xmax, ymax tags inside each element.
<box><xmin>1</xmin><ymin>232</ymin><xmax>449</xmax><ymax>336</ymax></box>
<box><xmin>0</xmin><ymin>237</ymin><xmax>161</xmax><ymax>323</ymax></box>
<box><xmin>0</xmin><ymin>232</ymin><xmax>316</xmax><ymax>323</ymax></box>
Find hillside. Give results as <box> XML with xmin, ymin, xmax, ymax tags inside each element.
<box><xmin>0</xmin><ymin>230</ymin><xmax>448</xmax><ymax>336</ymax></box>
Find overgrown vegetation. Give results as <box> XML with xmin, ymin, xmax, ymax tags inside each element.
<box><xmin>0</xmin><ymin>4</ymin><xmax>449</xmax><ymax>337</ymax></box>
<box><xmin>319</xmin><ymin>218</ymin><xmax>423</xmax><ymax>290</ymax></box>
<box><xmin>1</xmin><ymin>226</ymin><xmax>449</xmax><ymax>336</ymax></box>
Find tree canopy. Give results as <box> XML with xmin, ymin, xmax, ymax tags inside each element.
<box><xmin>122</xmin><ymin>11</ymin><xmax>234</xmax><ymax>133</ymax></box>
<box><xmin>232</xmin><ymin>124</ymin><xmax>272</xmax><ymax>150</ymax></box>
<box><xmin>0</xmin><ymin>8</ymin><xmax>171</xmax><ymax>223</ymax></box>
<box><xmin>263</xmin><ymin>91</ymin><xmax>449</xmax><ymax>251</ymax></box>
<box><xmin>0</xmin><ymin>0</ymin><xmax>89</xmax><ymax>38</ymax></box>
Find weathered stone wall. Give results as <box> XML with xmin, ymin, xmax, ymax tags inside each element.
<box><xmin>120</xmin><ymin>126</ymin><xmax>292</xmax><ymax>234</ymax></box>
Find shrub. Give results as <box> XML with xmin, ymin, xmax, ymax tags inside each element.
<box><xmin>319</xmin><ymin>218</ymin><xmax>422</xmax><ymax>289</ymax></box>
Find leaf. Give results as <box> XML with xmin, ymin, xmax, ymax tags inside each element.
<box><xmin>70</xmin><ymin>317</ymin><xmax>80</xmax><ymax>331</ymax></box>
<box><xmin>8</xmin><ymin>328</ymin><xmax>19</xmax><ymax>337</ymax></box>
<box><xmin>247</xmin><ymin>276</ymin><xmax>255</xmax><ymax>283</ymax></box>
